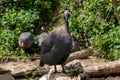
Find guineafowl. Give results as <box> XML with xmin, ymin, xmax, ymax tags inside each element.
<box><xmin>38</xmin><ymin>26</ymin><xmax>49</xmax><ymax>51</ymax></box>
<box><xmin>71</xmin><ymin>32</ymin><xmax>80</xmax><ymax>52</ymax></box>
<box><xmin>18</xmin><ymin>32</ymin><xmax>35</xmax><ymax>53</ymax></box>
<box><xmin>40</xmin><ymin>10</ymin><xmax>72</xmax><ymax>73</ymax></box>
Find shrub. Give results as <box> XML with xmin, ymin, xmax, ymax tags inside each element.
<box><xmin>0</xmin><ymin>0</ymin><xmax>56</xmax><ymax>56</ymax></box>
<box><xmin>1</xmin><ymin>9</ymin><xmax>39</xmax><ymax>32</ymax></box>
<box><xmin>91</xmin><ymin>26</ymin><xmax>120</xmax><ymax>61</ymax></box>
<box><xmin>0</xmin><ymin>28</ymin><xmax>21</xmax><ymax>56</ymax></box>
<box><xmin>60</xmin><ymin>0</ymin><xmax>120</xmax><ymax>60</ymax></box>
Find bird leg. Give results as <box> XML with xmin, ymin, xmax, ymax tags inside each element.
<box><xmin>54</xmin><ymin>65</ymin><xmax>58</xmax><ymax>73</ymax></box>
<box><xmin>61</xmin><ymin>64</ymin><xmax>66</xmax><ymax>73</ymax></box>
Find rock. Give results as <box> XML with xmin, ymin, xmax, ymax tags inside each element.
<box><xmin>49</xmin><ymin>73</ymin><xmax>71</xmax><ymax>80</ymax></box>
<box><xmin>66</xmin><ymin>60</ymin><xmax>88</xmax><ymax>79</ymax></box>
<box><xmin>39</xmin><ymin>74</ymin><xmax>48</xmax><ymax>80</ymax></box>
<box><xmin>45</xmin><ymin>61</ymin><xmax>87</xmax><ymax>80</ymax></box>
<box><xmin>65</xmin><ymin>61</ymin><xmax>84</xmax><ymax>76</ymax></box>
<box><xmin>0</xmin><ymin>75</ymin><xmax>15</xmax><ymax>80</ymax></box>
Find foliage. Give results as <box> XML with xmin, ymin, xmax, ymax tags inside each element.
<box><xmin>117</xmin><ymin>6</ymin><xmax>120</xmax><ymax>12</ymax></box>
<box><xmin>0</xmin><ymin>28</ymin><xmax>21</xmax><ymax>56</ymax></box>
<box><xmin>0</xmin><ymin>0</ymin><xmax>120</xmax><ymax>61</ymax></box>
<box><xmin>1</xmin><ymin>9</ymin><xmax>39</xmax><ymax>32</ymax></box>
<box><xmin>60</xmin><ymin>0</ymin><xmax>120</xmax><ymax>60</ymax></box>
<box><xmin>0</xmin><ymin>0</ymin><xmax>56</xmax><ymax>56</ymax></box>
<box><xmin>91</xmin><ymin>27</ymin><xmax>120</xmax><ymax>61</ymax></box>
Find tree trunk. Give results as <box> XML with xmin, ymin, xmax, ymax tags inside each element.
<box><xmin>112</xmin><ymin>0</ymin><xmax>120</xmax><ymax>23</ymax></box>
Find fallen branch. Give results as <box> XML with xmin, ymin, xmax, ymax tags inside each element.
<box><xmin>45</xmin><ymin>60</ymin><xmax>120</xmax><ymax>80</ymax></box>
<box><xmin>1</xmin><ymin>47</ymin><xmax>120</xmax><ymax>79</ymax></box>
<box><xmin>84</xmin><ymin>60</ymin><xmax>120</xmax><ymax>77</ymax></box>
<box><xmin>64</xmin><ymin>47</ymin><xmax>94</xmax><ymax>65</ymax></box>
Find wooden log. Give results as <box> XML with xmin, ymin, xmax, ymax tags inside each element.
<box><xmin>64</xmin><ymin>47</ymin><xmax>94</xmax><ymax>65</ymax></box>
<box><xmin>0</xmin><ymin>59</ymin><xmax>120</xmax><ymax>78</ymax></box>
<box><xmin>1</xmin><ymin>47</ymin><xmax>120</xmax><ymax>78</ymax></box>
<box><xmin>46</xmin><ymin>59</ymin><xmax>120</xmax><ymax>80</ymax></box>
<box><xmin>0</xmin><ymin>60</ymin><xmax>39</xmax><ymax>76</ymax></box>
<box><xmin>84</xmin><ymin>60</ymin><xmax>120</xmax><ymax>77</ymax></box>
<box><xmin>0</xmin><ymin>59</ymin><xmax>50</xmax><ymax>78</ymax></box>
<box><xmin>0</xmin><ymin>47</ymin><xmax>94</xmax><ymax>75</ymax></box>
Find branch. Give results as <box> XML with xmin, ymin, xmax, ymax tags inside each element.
<box><xmin>85</xmin><ymin>60</ymin><xmax>120</xmax><ymax>77</ymax></box>
<box><xmin>64</xmin><ymin>47</ymin><xmax>94</xmax><ymax>65</ymax></box>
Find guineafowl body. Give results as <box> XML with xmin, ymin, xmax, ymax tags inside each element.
<box><xmin>71</xmin><ymin>34</ymin><xmax>80</xmax><ymax>52</ymax></box>
<box><xmin>38</xmin><ymin>26</ymin><xmax>49</xmax><ymax>49</ymax></box>
<box><xmin>40</xmin><ymin>10</ymin><xmax>72</xmax><ymax>72</ymax></box>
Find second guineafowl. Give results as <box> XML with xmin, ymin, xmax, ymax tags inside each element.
<box><xmin>40</xmin><ymin>10</ymin><xmax>72</xmax><ymax>73</ymax></box>
<box><xmin>18</xmin><ymin>32</ymin><xmax>35</xmax><ymax>53</ymax></box>
<box><xmin>38</xmin><ymin>26</ymin><xmax>49</xmax><ymax>51</ymax></box>
<box><xmin>71</xmin><ymin>32</ymin><xmax>80</xmax><ymax>52</ymax></box>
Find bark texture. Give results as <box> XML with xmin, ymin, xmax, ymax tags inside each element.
<box><xmin>64</xmin><ymin>47</ymin><xmax>94</xmax><ymax>65</ymax></box>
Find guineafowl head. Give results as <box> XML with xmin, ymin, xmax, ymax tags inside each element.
<box><xmin>64</xmin><ymin>9</ymin><xmax>72</xmax><ymax>21</ymax></box>
<box><xmin>19</xmin><ymin>32</ymin><xmax>35</xmax><ymax>49</ymax></box>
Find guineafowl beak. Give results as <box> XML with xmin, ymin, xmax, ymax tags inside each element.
<box><xmin>19</xmin><ymin>42</ymin><xmax>26</xmax><ymax>48</ymax></box>
<box><xmin>69</xmin><ymin>11</ymin><xmax>72</xmax><ymax>16</ymax></box>
<box><xmin>21</xmin><ymin>43</ymin><xmax>25</xmax><ymax>47</ymax></box>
